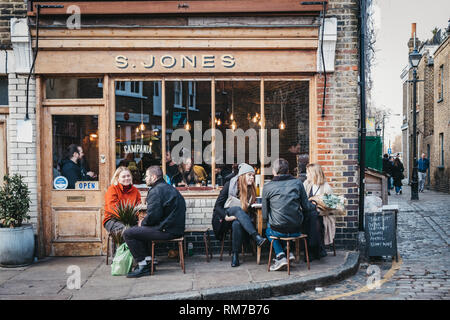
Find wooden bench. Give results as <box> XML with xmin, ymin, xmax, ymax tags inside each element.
<box><xmin>184</xmin><ymin>227</ymin><xmax>212</xmax><ymax>262</ymax></box>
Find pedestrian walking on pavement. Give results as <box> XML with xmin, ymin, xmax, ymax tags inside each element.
<box><xmin>417</xmin><ymin>153</ymin><xmax>429</xmax><ymax>192</ymax></box>
<box><xmin>382</xmin><ymin>154</ymin><xmax>393</xmax><ymax>195</ymax></box>
<box><xmin>392</xmin><ymin>157</ymin><xmax>405</xmax><ymax>195</ymax></box>
<box><xmin>212</xmin><ymin>163</ymin><xmax>267</xmax><ymax>268</ymax></box>
<box><xmin>123</xmin><ymin>166</ymin><xmax>186</xmax><ymax>278</ymax></box>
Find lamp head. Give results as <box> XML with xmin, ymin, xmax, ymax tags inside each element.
<box><xmin>409</xmin><ymin>48</ymin><xmax>422</xmax><ymax>68</ymax></box>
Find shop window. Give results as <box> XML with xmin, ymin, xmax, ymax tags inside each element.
<box><xmin>52</xmin><ymin>115</ymin><xmax>99</xmax><ymax>190</ymax></box>
<box><xmin>46</xmin><ymin>78</ymin><xmax>103</xmax><ymax>99</ymax></box>
<box><xmin>166</xmin><ymin>81</ymin><xmax>211</xmax><ymax>187</ymax></box>
<box><xmin>115</xmin><ymin>81</ymin><xmax>162</xmax><ymax>187</ymax></box>
<box><xmin>0</xmin><ymin>77</ymin><xmax>8</xmax><ymax>105</ymax></box>
<box><xmin>264</xmin><ymin>81</ymin><xmax>310</xmax><ymax>180</ymax></box>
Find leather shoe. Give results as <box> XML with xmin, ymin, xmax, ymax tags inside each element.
<box><xmin>126</xmin><ymin>263</ymin><xmax>150</xmax><ymax>278</ymax></box>
<box><xmin>255</xmin><ymin>234</ymin><xmax>267</xmax><ymax>247</ymax></box>
<box><xmin>231</xmin><ymin>253</ymin><xmax>240</xmax><ymax>267</ymax></box>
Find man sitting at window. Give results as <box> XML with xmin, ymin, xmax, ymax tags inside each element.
<box><xmin>61</xmin><ymin>144</ymin><xmax>82</xmax><ymax>189</ymax></box>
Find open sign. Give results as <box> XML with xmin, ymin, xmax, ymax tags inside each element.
<box><xmin>75</xmin><ymin>181</ymin><xmax>99</xmax><ymax>190</ymax></box>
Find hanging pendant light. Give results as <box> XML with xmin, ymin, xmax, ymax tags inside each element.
<box><xmin>231</xmin><ymin>120</ymin><xmax>237</xmax><ymax>131</ymax></box>
<box><xmin>139</xmin><ymin>100</ymin><xmax>146</xmax><ymax>131</ymax></box>
<box><xmin>278</xmin><ymin>89</ymin><xmax>286</xmax><ymax>130</ymax></box>
<box><xmin>217</xmin><ymin>118</ymin><xmax>221</xmax><ymax>126</ymax></box>
<box><xmin>185</xmin><ymin>97</ymin><xmax>190</xmax><ymax>131</ymax></box>
<box><xmin>230</xmin><ymin>82</ymin><xmax>235</xmax><ymax>121</ymax></box>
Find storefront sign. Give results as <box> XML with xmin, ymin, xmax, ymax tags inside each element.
<box><xmin>53</xmin><ymin>176</ymin><xmax>68</xmax><ymax>190</ymax></box>
<box><xmin>123</xmin><ymin>144</ymin><xmax>152</xmax><ymax>154</ymax></box>
<box><xmin>115</xmin><ymin>54</ymin><xmax>236</xmax><ymax>70</ymax></box>
<box><xmin>75</xmin><ymin>181</ymin><xmax>99</xmax><ymax>190</ymax></box>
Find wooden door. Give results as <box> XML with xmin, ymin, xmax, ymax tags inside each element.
<box><xmin>41</xmin><ymin>106</ymin><xmax>109</xmax><ymax>256</ymax></box>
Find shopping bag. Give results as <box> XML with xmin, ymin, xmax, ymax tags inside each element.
<box><xmin>111</xmin><ymin>243</ymin><xmax>133</xmax><ymax>276</ymax></box>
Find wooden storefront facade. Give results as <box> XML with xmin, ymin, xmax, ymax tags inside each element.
<box><xmin>28</xmin><ymin>1</ymin><xmax>344</xmax><ymax>257</ymax></box>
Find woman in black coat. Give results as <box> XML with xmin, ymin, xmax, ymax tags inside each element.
<box><xmin>392</xmin><ymin>158</ymin><xmax>404</xmax><ymax>195</ymax></box>
<box><xmin>212</xmin><ymin>163</ymin><xmax>266</xmax><ymax>267</ymax></box>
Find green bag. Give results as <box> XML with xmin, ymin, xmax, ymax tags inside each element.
<box><xmin>111</xmin><ymin>243</ymin><xmax>133</xmax><ymax>276</ymax></box>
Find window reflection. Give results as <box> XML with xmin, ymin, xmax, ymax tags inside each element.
<box><xmin>115</xmin><ymin>81</ymin><xmax>162</xmax><ymax>186</ymax></box>
<box><xmin>165</xmin><ymin>81</ymin><xmax>211</xmax><ymax>187</ymax></box>
<box><xmin>265</xmin><ymin>81</ymin><xmax>309</xmax><ymax>179</ymax></box>
<box><xmin>46</xmin><ymin>78</ymin><xmax>103</xmax><ymax>99</ymax></box>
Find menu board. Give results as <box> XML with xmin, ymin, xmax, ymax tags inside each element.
<box><xmin>364</xmin><ymin>209</ymin><xmax>398</xmax><ymax>260</ymax></box>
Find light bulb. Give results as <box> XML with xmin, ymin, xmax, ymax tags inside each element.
<box><xmin>185</xmin><ymin>122</ymin><xmax>191</xmax><ymax>131</ymax></box>
<box><xmin>231</xmin><ymin>120</ymin><xmax>237</xmax><ymax>131</ymax></box>
<box><xmin>279</xmin><ymin>121</ymin><xmax>286</xmax><ymax>130</ymax></box>
<box><xmin>217</xmin><ymin>119</ymin><xmax>221</xmax><ymax>126</ymax></box>
<box><xmin>139</xmin><ymin>123</ymin><xmax>145</xmax><ymax>131</ymax></box>
<box><xmin>252</xmin><ymin>115</ymin><xmax>258</xmax><ymax>123</ymax></box>
<box><xmin>135</xmin><ymin>127</ymin><xmax>139</xmax><ymax>133</ymax></box>
<box><xmin>230</xmin><ymin>113</ymin><xmax>234</xmax><ymax>121</ymax></box>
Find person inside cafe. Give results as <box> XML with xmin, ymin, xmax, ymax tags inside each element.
<box><xmin>77</xmin><ymin>145</ymin><xmax>97</xmax><ymax>180</ymax></box>
<box><xmin>61</xmin><ymin>144</ymin><xmax>83</xmax><ymax>189</ymax></box>
<box><xmin>103</xmin><ymin>166</ymin><xmax>142</xmax><ymax>234</ymax></box>
<box><xmin>123</xmin><ymin>166</ymin><xmax>186</xmax><ymax>278</ymax></box>
<box><xmin>165</xmin><ymin>149</ymin><xmax>179</xmax><ymax>184</ymax></box>
<box><xmin>212</xmin><ymin>163</ymin><xmax>267</xmax><ymax>267</ymax></box>
<box><xmin>172</xmin><ymin>157</ymin><xmax>207</xmax><ymax>186</ymax></box>
<box><xmin>262</xmin><ymin>158</ymin><xmax>317</xmax><ymax>271</ymax></box>
<box><xmin>303</xmin><ymin>163</ymin><xmax>334</xmax><ymax>259</ymax></box>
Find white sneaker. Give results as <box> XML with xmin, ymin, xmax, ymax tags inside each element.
<box><xmin>145</xmin><ymin>257</ymin><xmax>158</xmax><ymax>265</ymax></box>
<box><xmin>270</xmin><ymin>257</ymin><xmax>288</xmax><ymax>271</ymax></box>
<box><xmin>289</xmin><ymin>252</ymin><xmax>295</xmax><ymax>262</ymax></box>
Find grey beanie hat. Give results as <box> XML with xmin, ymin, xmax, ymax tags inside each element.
<box><xmin>237</xmin><ymin>163</ymin><xmax>255</xmax><ymax>177</ymax></box>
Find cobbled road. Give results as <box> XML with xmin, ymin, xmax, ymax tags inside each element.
<box><xmin>269</xmin><ymin>187</ymin><xmax>450</xmax><ymax>300</ymax></box>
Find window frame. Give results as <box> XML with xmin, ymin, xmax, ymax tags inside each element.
<box><xmin>111</xmin><ymin>76</ymin><xmax>314</xmax><ymax>191</ymax></box>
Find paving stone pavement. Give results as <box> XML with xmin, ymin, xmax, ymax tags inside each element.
<box><xmin>269</xmin><ymin>187</ymin><xmax>450</xmax><ymax>300</ymax></box>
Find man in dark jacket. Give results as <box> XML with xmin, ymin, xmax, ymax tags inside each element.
<box><xmin>382</xmin><ymin>154</ymin><xmax>393</xmax><ymax>195</ymax></box>
<box><xmin>262</xmin><ymin>158</ymin><xmax>317</xmax><ymax>271</ymax></box>
<box><xmin>61</xmin><ymin>144</ymin><xmax>82</xmax><ymax>189</ymax></box>
<box><xmin>123</xmin><ymin>165</ymin><xmax>186</xmax><ymax>278</ymax></box>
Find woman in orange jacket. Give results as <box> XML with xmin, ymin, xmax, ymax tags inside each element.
<box><xmin>103</xmin><ymin>166</ymin><xmax>142</xmax><ymax>233</ymax></box>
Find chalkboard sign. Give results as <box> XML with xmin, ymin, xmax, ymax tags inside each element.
<box><xmin>365</xmin><ymin>206</ymin><xmax>398</xmax><ymax>261</ymax></box>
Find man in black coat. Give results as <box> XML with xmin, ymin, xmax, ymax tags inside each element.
<box><xmin>124</xmin><ymin>166</ymin><xmax>186</xmax><ymax>278</ymax></box>
<box><xmin>262</xmin><ymin>158</ymin><xmax>317</xmax><ymax>271</ymax></box>
<box><xmin>61</xmin><ymin>144</ymin><xmax>82</xmax><ymax>189</ymax></box>
<box><xmin>382</xmin><ymin>153</ymin><xmax>393</xmax><ymax>195</ymax></box>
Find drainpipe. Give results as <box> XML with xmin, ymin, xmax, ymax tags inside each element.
<box><xmin>358</xmin><ymin>0</ymin><xmax>367</xmax><ymax>231</ymax></box>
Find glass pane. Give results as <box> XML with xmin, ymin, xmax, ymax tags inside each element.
<box><xmin>52</xmin><ymin>115</ymin><xmax>99</xmax><ymax>190</ymax></box>
<box><xmin>46</xmin><ymin>78</ymin><xmax>103</xmax><ymax>99</ymax></box>
<box><xmin>115</xmin><ymin>81</ymin><xmax>162</xmax><ymax>187</ymax></box>
<box><xmin>265</xmin><ymin>81</ymin><xmax>309</xmax><ymax>179</ymax></box>
<box><xmin>0</xmin><ymin>77</ymin><xmax>8</xmax><ymax>105</ymax></box>
<box><xmin>214</xmin><ymin>81</ymin><xmax>260</xmax><ymax>185</ymax></box>
<box><xmin>166</xmin><ymin>81</ymin><xmax>211</xmax><ymax>187</ymax></box>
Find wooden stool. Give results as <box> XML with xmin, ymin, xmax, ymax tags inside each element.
<box><xmin>106</xmin><ymin>232</ymin><xmax>117</xmax><ymax>265</ymax></box>
<box><xmin>151</xmin><ymin>237</ymin><xmax>185</xmax><ymax>275</ymax></box>
<box><xmin>184</xmin><ymin>227</ymin><xmax>213</xmax><ymax>262</ymax></box>
<box><xmin>267</xmin><ymin>235</ymin><xmax>310</xmax><ymax>275</ymax></box>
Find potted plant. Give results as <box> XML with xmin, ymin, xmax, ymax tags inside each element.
<box><xmin>110</xmin><ymin>201</ymin><xmax>139</xmax><ymax>246</ymax></box>
<box><xmin>0</xmin><ymin>174</ymin><xmax>33</xmax><ymax>267</ymax></box>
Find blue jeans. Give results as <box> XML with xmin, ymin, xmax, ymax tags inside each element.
<box><xmin>265</xmin><ymin>224</ymin><xmax>301</xmax><ymax>257</ymax></box>
<box><xmin>395</xmin><ymin>186</ymin><xmax>402</xmax><ymax>194</ymax></box>
<box><xmin>226</xmin><ymin>206</ymin><xmax>258</xmax><ymax>254</ymax></box>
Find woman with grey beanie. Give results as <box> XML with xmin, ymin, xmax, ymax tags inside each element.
<box><xmin>212</xmin><ymin>163</ymin><xmax>267</xmax><ymax>267</ymax></box>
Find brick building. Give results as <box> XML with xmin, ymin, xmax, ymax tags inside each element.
<box><xmin>401</xmin><ymin>22</ymin><xmax>450</xmax><ymax>193</ymax></box>
<box><xmin>2</xmin><ymin>0</ymin><xmax>363</xmax><ymax>257</ymax></box>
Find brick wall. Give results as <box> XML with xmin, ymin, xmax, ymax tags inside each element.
<box><xmin>7</xmin><ymin>73</ymin><xmax>38</xmax><ymax>228</ymax></box>
<box><xmin>431</xmin><ymin>38</ymin><xmax>450</xmax><ymax>193</ymax></box>
<box><xmin>316</xmin><ymin>0</ymin><xmax>360</xmax><ymax>249</ymax></box>
<box><xmin>0</xmin><ymin>0</ymin><xmax>27</xmax><ymax>49</ymax></box>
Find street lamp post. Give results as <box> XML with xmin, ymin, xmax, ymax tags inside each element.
<box><xmin>409</xmin><ymin>48</ymin><xmax>422</xmax><ymax>200</ymax></box>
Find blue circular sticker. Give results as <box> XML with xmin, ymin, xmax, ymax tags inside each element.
<box><xmin>53</xmin><ymin>176</ymin><xmax>68</xmax><ymax>190</ymax></box>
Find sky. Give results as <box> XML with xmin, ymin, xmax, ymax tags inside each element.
<box><xmin>370</xmin><ymin>0</ymin><xmax>450</xmax><ymax>147</ymax></box>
